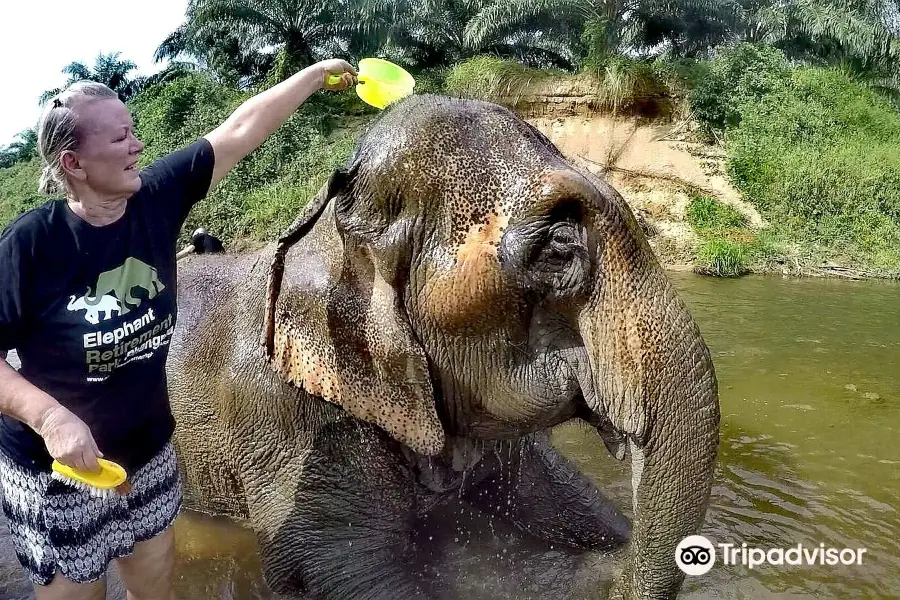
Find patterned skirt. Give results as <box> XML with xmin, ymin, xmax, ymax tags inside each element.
<box><xmin>0</xmin><ymin>441</ymin><xmax>182</xmax><ymax>585</ymax></box>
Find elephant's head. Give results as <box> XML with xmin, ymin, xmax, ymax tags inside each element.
<box><xmin>262</xmin><ymin>95</ymin><xmax>720</xmax><ymax>598</ymax></box>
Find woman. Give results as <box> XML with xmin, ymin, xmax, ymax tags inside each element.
<box><xmin>0</xmin><ymin>58</ymin><xmax>357</xmax><ymax>600</ymax></box>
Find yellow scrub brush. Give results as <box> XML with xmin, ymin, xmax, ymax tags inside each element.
<box><xmin>51</xmin><ymin>458</ymin><xmax>131</xmax><ymax>497</ymax></box>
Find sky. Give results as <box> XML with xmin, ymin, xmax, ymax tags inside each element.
<box><xmin>0</xmin><ymin>0</ymin><xmax>189</xmax><ymax>147</ymax></box>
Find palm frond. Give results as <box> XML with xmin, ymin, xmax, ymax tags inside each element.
<box><xmin>61</xmin><ymin>62</ymin><xmax>91</xmax><ymax>80</ymax></box>
<box><xmin>464</xmin><ymin>0</ymin><xmax>591</xmax><ymax>50</ymax></box>
<box><xmin>194</xmin><ymin>0</ymin><xmax>288</xmax><ymax>39</ymax></box>
<box><xmin>38</xmin><ymin>88</ymin><xmax>62</xmax><ymax>106</ymax></box>
<box><xmin>154</xmin><ymin>26</ymin><xmax>189</xmax><ymax>62</ymax></box>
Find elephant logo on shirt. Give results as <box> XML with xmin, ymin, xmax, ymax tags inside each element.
<box><xmin>67</xmin><ymin>294</ymin><xmax>122</xmax><ymax>325</ymax></box>
<box><xmin>69</xmin><ymin>257</ymin><xmax>166</xmax><ymax>321</ymax></box>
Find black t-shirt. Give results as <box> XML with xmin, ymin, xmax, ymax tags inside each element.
<box><xmin>0</xmin><ymin>139</ymin><xmax>215</xmax><ymax>473</ymax></box>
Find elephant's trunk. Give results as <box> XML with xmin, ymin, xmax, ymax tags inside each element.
<box><xmin>580</xmin><ymin>260</ymin><xmax>720</xmax><ymax>599</ymax></box>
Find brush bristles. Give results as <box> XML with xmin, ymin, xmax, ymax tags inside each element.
<box><xmin>50</xmin><ymin>471</ymin><xmax>117</xmax><ymax>498</ymax></box>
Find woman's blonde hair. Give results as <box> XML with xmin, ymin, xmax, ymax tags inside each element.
<box><xmin>36</xmin><ymin>81</ymin><xmax>119</xmax><ymax>196</ymax></box>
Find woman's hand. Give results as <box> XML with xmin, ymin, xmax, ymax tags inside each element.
<box><xmin>318</xmin><ymin>59</ymin><xmax>358</xmax><ymax>91</ymax></box>
<box><xmin>37</xmin><ymin>405</ymin><xmax>103</xmax><ymax>472</ymax></box>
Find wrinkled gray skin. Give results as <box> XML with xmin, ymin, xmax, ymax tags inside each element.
<box><xmin>167</xmin><ymin>95</ymin><xmax>719</xmax><ymax>599</ymax></box>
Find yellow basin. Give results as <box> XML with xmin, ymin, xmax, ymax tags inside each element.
<box><xmin>328</xmin><ymin>58</ymin><xmax>416</xmax><ymax>109</ymax></box>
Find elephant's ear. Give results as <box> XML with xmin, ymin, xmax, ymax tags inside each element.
<box><xmin>262</xmin><ymin>167</ymin><xmax>446</xmax><ymax>457</ymax></box>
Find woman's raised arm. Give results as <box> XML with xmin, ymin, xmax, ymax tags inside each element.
<box><xmin>203</xmin><ymin>58</ymin><xmax>357</xmax><ymax>189</ymax></box>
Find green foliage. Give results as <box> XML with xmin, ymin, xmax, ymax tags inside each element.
<box><xmin>689</xmin><ymin>43</ymin><xmax>791</xmax><ymax>134</ymax></box>
<box><xmin>582</xmin><ymin>53</ymin><xmax>669</xmax><ymax>112</ymax></box>
<box><xmin>741</xmin><ymin>0</ymin><xmax>900</xmax><ymax>78</ymax></box>
<box><xmin>410</xmin><ymin>68</ymin><xmax>450</xmax><ymax>95</ymax></box>
<box><xmin>379</xmin><ymin>0</ymin><xmax>583</xmax><ymax>71</ymax></box>
<box><xmin>726</xmin><ymin>65</ymin><xmax>900</xmax><ymax>272</ymax></box>
<box><xmin>685</xmin><ymin>192</ymin><xmax>763</xmax><ymax>277</ymax></box>
<box><xmin>572</xmin><ymin>0</ymin><xmax>736</xmax><ymax>63</ymax></box>
<box><xmin>129</xmin><ymin>73</ymin><xmax>247</xmax><ymax>162</ymax></box>
<box><xmin>127</xmin><ymin>73</ymin><xmax>362</xmax><ymax>245</ymax></box>
<box><xmin>0</xmin><ymin>159</ymin><xmax>44</xmax><ymax>229</ymax></box>
<box><xmin>687</xmin><ymin>194</ymin><xmax>748</xmax><ymax>230</ymax></box>
<box><xmin>695</xmin><ymin>237</ymin><xmax>749</xmax><ymax>278</ymax></box>
<box><xmin>445</xmin><ymin>53</ymin><xmax>668</xmax><ymax>113</ymax></box>
<box><xmin>40</xmin><ymin>52</ymin><xmax>144</xmax><ymax>104</ymax></box>
<box><xmin>0</xmin><ymin>129</ymin><xmax>37</xmax><ymax>168</ymax></box>
<box><xmin>444</xmin><ymin>56</ymin><xmax>557</xmax><ymax>100</ymax></box>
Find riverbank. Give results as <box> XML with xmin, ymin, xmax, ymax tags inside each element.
<box><xmin>524</xmin><ymin>113</ymin><xmax>897</xmax><ymax>282</ymax></box>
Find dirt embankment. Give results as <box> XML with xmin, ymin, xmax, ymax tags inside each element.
<box><xmin>475</xmin><ymin>77</ymin><xmax>763</xmax><ymax>273</ymax></box>
<box><xmin>527</xmin><ymin>113</ymin><xmax>763</xmax><ymax>271</ymax></box>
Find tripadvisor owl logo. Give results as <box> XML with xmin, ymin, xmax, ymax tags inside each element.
<box><xmin>676</xmin><ymin>535</ymin><xmax>716</xmax><ymax>576</ymax></box>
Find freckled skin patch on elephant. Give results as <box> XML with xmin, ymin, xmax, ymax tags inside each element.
<box><xmin>273</xmin><ymin>328</ymin><xmax>339</xmax><ymax>402</ymax></box>
<box><xmin>422</xmin><ymin>212</ymin><xmax>519</xmax><ymax>333</ymax></box>
<box><xmin>270</xmin><ymin>234</ymin><xmax>444</xmax><ymax>456</ymax></box>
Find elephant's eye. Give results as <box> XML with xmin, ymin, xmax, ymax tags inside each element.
<box><xmin>551</xmin><ymin>226</ymin><xmax>576</xmax><ymax>245</ymax></box>
<box><xmin>547</xmin><ymin>224</ymin><xmax>580</xmax><ymax>255</ymax></box>
<box><xmin>497</xmin><ymin>216</ymin><xmax>591</xmax><ymax>298</ymax></box>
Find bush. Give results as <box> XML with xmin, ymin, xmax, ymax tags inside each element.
<box><xmin>0</xmin><ymin>159</ymin><xmax>43</xmax><ymax>229</ymax></box>
<box><xmin>130</xmin><ymin>73</ymin><xmax>248</xmax><ymax>163</ymax></box>
<box><xmin>695</xmin><ymin>237</ymin><xmax>748</xmax><ymax>277</ymax></box>
<box><xmin>128</xmin><ymin>73</ymin><xmax>364</xmax><ymax>245</ymax></box>
<box><xmin>689</xmin><ymin>43</ymin><xmax>790</xmax><ymax>135</ymax></box>
<box><xmin>444</xmin><ymin>56</ymin><xmax>556</xmax><ymax>101</ymax></box>
<box><xmin>685</xmin><ymin>193</ymin><xmax>766</xmax><ymax>277</ymax></box>
<box><xmin>726</xmin><ymin>65</ymin><xmax>900</xmax><ymax>271</ymax></box>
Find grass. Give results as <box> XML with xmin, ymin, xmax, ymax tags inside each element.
<box><xmin>686</xmin><ymin>192</ymin><xmax>770</xmax><ymax>277</ymax></box>
<box><xmin>444</xmin><ymin>56</ymin><xmax>558</xmax><ymax>102</ymax></box>
<box><xmin>695</xmin><ymin>238</ymin><xmax>748</xmax><ymax>277</ymax></box>
<box><xmin>445</xmin><ymin>54</ymin><xmax>670</xmax><ymax>114</ymax></box>
<box><xmin>583</xmin><ymin>54</ymin><xmax>671</xmax><ymax>113</ymax></box>
<box><xmin>686</xmin><ymin>193</ymin><xmax>747</xmax><ymax>230</ymax></box>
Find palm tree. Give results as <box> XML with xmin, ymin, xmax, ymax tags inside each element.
<box><xmin>462</xmin><ymin>0</ymin><xmax>740</xmax><ymax>65</ymax></box>
<box><xmin>156</xmin><ymin>0</ymin><xmax>390</xmax><ymax>83</ymax></box>
<box><xmin>739</xmin><ymin>0</ymin><xmax>900</xmax><ymax>63</ymax></box>
<box><xmin>374</xmin><ymin>0</ymin><xmax>585</xmax><ymax>70</ymax></box>
<box><xmin>0</xmin><ymin>128</ymin><xmax>38</xmax><ymax>169</ymax></box>
<box><xmin>154</xmin><ymin>20</ymin><xmax>276</xmax><ymax>89</ymax></box>
<box><xmin>39</xmin><ymin>52</ymin><xmax>144</xmax><ymax>104</ymax></box>
<box><xmin>734</xmin><ymin>0</ymin><xmax>900</xmax><ymax>103</ymax></box>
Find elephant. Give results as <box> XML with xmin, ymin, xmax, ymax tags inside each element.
<box><xmin>86</xmin><ymin>256</ymin><xmax>165</xmax><ymax>314</ymax></box>
<box><xmin>166</xmin><ymin>94</ymin><xmax>720</xmax><ymax>599</ymax></box>
<box><xmin>67</xmin><ymin>293</ymin><xmax>122</xmax><ymax>324</ymax></box>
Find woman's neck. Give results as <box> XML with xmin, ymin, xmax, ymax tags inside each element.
<box><xmin>66</xmin><ymin>193</ymin><xmax>129</xmax><ymax>227</ymax></box>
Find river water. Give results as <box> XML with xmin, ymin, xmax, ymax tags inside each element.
<box><xmin>1</xmin><ymin>272</ymin><xmax>898</xmax><ymax>599</ymax></box>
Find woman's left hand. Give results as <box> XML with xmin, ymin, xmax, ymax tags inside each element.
<box><xmin>319</xmin><ymin>59</ymin><xmax>358</xmax><ymax>91</ymax></box>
